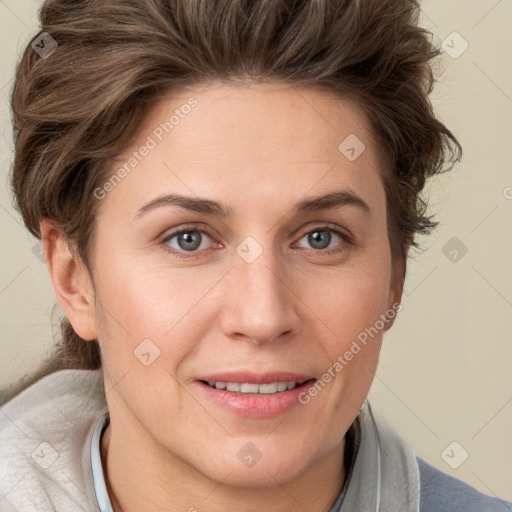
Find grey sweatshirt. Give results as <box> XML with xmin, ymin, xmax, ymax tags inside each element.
<box><xmin>0</xmin><ymin>369</ymin><xmax>510</xmax><ymax>511</ymax></box>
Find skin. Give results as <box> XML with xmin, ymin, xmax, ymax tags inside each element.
<box><xmin>41</xmin><ymin>81</ymin><xmax>406</xmax><ymax>512</ymax></box>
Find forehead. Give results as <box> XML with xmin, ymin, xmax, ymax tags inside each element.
<box><xmin>100</xmin><ymin>81</ymin><xmax>385</xmax><ymax>217</ymax></box>
<box><xmin>136</xmin><ymin>81</ymin><xmax>376</xmax><ymax>158</ymax></box>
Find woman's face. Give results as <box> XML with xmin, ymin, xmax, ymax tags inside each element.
<box><xmin>82</xmin><ymin>82</ymin><xmax>402</xmax><ymax>488</ymax></box>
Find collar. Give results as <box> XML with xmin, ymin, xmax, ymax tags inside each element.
<box><xmin>336</xmin><ymin>401</ymin><xmax>420</xmax><ymax>511</ymax></box>
<box><xmin>91</xmin><ymin>412</ymin><xmax>113</xmax><ymax>512</ymax></box>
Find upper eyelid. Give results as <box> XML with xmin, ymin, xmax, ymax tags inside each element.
<box><xmin>161</xmin><ymin>223</ymin><xmax>213</xmax><ymax>239</ymax></box>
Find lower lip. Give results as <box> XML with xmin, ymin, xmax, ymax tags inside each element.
<box><xmin>195</xmin><ymin>380</ymin><xmax>316</xmax><ymax>419</ymax></box>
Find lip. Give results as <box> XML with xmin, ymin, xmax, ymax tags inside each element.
<box><xmin>194</xmin><ymin>372</ymin><xmax>317</xmax><ymax>419</ymax></box>
<box><xmin>197</xmin><ymin>371</ymin><xmax>314</xmax><ymax>385</ymax></box>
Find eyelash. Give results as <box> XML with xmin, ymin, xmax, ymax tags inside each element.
<box><xmin>160</xmin><ymin>223</ymin><xmax>353</xmax><ymax>259</ymax></box>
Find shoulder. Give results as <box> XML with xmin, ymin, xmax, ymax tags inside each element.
<box><xmin>417</xmin><ymin>455</ymin><xmax>512</xmax><ymax>512</ymax></box>
<box><xmin>0</xmin><ymin>369</ymin><xmax>108</xmax><ymax>511</ymax></box>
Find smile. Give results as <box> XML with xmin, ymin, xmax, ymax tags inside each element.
<box><xmin>196</xmin><ymin>376</ymin><xmax>317</xmax><ymax>418</ymax></box>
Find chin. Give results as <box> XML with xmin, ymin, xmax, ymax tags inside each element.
<box><xmin>198</xmin><ymin>450</ymin><xmax>309</xmax><ymax>489</ymax></box>
<box><xmin>219</xmin><ymin>466</ymin><xmax>302</xmax><ymax>489</ymax></box>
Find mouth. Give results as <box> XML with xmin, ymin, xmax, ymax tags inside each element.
<box><xmin>195</xmin><ymin>373</ymin><xmax>317</xmax><ymax>418</ymax></box>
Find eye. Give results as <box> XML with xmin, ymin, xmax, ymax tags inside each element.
<box><xmin>161</xmin><ymin>225</ymin><xmax>217</xmax><ymax>258</ymax></box>
<box><xmin>295</xmin><ymin>225</ymin><xmax>351</xmax><ymax>254</ymax></box>
<box><xmin>160</xmin><ymin>223</ymin><xmax>352</xmax><ymax>259</ymax></box>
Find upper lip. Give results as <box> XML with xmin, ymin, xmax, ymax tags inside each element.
<box><xmin>197</xmin><ymin>372</ymin><xmax>315</xmax><ymax>385</ymax></box>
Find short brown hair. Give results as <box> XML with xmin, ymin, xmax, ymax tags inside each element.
<box><xmin>6</xmin><ymin>0</ymin><xmax>461</xmax><ymax>399</ymax></box>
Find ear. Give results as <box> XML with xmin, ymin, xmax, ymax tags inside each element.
<box><xmin>40</xmin><ymin>219</ymin><xmax>98</xmax><ymax>340</ymax></box>
<box><xmin>385</xmin><ymin>245</ymin><xmax>410</xmax><ymax>330</ymax></box>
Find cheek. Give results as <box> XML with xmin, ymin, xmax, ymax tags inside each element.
<box><xmin>308</xmin><ymin>264</ymin><xmax>392</xmax><ymax>343</ymax></box>
<box><xmin>301</xmin><ymin>257</ymin><xmax>392</xmax><ymax>401</ymax></box>
<box><xmin>92</xmin><ymin>258</ymin><xmax>216</xmax><ymax>377</ymax></box>
<box><xmin>94</xmin><ymin>253</ymin><xmax>166</xmax><ymax>331</ymax></box>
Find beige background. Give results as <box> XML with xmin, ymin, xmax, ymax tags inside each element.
<box><xmin>1</xmin><ymin>0</ymin><xmax>511</xmax><ymax>501</ymax></box>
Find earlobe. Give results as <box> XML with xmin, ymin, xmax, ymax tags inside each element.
<box><xmin>40</xmin><ymin>219</ymin><xmax>98</xmax><ymax>341</ymax></box>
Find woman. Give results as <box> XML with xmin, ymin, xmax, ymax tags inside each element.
<box><xmin>0</xmin><ymin>0</ymin><xmax>510</xmax><ymax>511</ymax></box>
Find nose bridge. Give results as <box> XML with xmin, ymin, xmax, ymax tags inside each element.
<box><xmin>221</xmin><ymin>241</ymin><xmax>299</xmax><ymax>344</ymax></box>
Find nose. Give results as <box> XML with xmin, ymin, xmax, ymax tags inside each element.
<box><xmin>219</xmin><ymin>249</ymin><xmax>302</xmax><ymax>346</ymax></box>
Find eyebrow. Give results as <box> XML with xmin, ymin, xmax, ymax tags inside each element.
<box><xmin>132</xmin><ymin>188</ymin><xmax>370</xmax><ymax>220</ymax></box>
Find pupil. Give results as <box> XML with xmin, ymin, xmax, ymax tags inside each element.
<box><xmin>309</xmin><ymin>230</ymin><xmax>331</xmax><ymax>250</ymax></box>
<box><xmin>179</xmin><ymin>231</ymin><xmax>201</xmax><ymax>251</ymax></box>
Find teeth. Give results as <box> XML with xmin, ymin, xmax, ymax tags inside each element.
<box><xmin>205</xmin><ymin>381</ymin><xmax>300</xmax><ymax>394</ymax></box>
<box><xmin>259</xmin><ymin>383</ymin><xmax>278</xmax><ymax>394</ymax></box>
<box><xmin>240</xmin><ymin>383</ymin><xmax>259</xmax><ymax>393</ymax></box>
